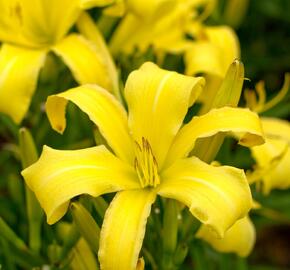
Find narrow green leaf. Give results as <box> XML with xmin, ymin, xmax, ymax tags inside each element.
<box><xmin>0</xmin><ymin>217</ymin><xmax>27</xmax><ymax>251</ymax></box>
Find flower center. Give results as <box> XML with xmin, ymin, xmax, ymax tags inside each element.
<box><xmin>134</xmin><ymin>137</ymin><xmax>160</xmax><ymax>188</ymax></box>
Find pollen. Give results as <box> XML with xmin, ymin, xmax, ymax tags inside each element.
<box><xmin>134</xmin><ymin>137</ymin><xmax>160</xmax><ymax>188</ymax></box>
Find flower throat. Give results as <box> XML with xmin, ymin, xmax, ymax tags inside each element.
<box><xmin>134</xmin><ymin>138</ymin><xmax>160</xmax><ymax>188</ymax></box>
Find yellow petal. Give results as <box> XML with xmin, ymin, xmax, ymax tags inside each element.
<box><xmin>126</xmin><ymin>0</ymin><xmax>175</xmax><ymax>19</ymax></box>
<box><xmin>185</xmin><ymin>26</ymin><xmax>239</xmax><ymax>77</ymax></box>
<box><xmin>46</xmin><ymin>85</ymin><xmax>134</xmax><ymax>163</ymax></box>
<box><xmin>109</xmin><ymin>2</ymin><xmax>188</xmax><ymax>56</ymax></box>
<box><xmin>79</xmin><ymin>0</ymin><xmax>115</xmax><ymax>9</ymax></box>
<box><xmin>158</xmin><ymin>157</ymin><xmax>252</xmax><ymax>237</ymax></box>
<box><xmin>165</xmin><ymin>107</ymin><xmax>264</xmax><ymax>167</ymax></box>
<box><xmin>24</xmin><ymin>0</ymin><xmax>81</xmax><ymax>45</ymax></box>
<box><xmin>99</xmin><ymin>189</ymin><xmax>156</xmax><ymax>270</ymax></box>
<box><xmin>76</xmin><ymin>12</ymin><xmax>119</xmax><ymax>96</ymax></box>
<box><xmin>21</xmin><ymin>145</ymin><xmax>139</xmax><ymax>224</ymax></box>
<box><xmin>185</xmin><ymin>42</ymin><xmax>226</xmax><ymax>78</ymax></box>
<box><xmin>261</xmin><ymin>117</ymin><xmax>290</xmax><ymax>142</ymax></box>
<box><xmin>195</xmin><ymin>75</ymin><xmax>224</xmax><ymax>109</ymax></box>
<box><xmin>251</xmin><ymin>118</ymin><xmax>290</xmax><ymax>193</ymax></box>
<box><xmin>125</xmin><ymin>62</ymin><xmax>205</xmax><ymax>168</ymax></box>
<box><xmin>204</xmin><ymin>26</ymin><xmax>240</xmax><ymax>70</ymax></box>
<box><xmin>0</xmin><ymin>1</ymin><xmax>30</xmax><ymax>46</ymax></box>
<box><xmin>197</xmin><ymin>215</ymin><xmax>255</xmax><ymax>257</ymax></box>
<box><xmin>0</xmin><ymin>44</ymin><xmax>46</xmax><ymax>123</ymax></box>
<box><xmin>252</xmin><ymin>137</ymin><xmax>287</xmax><ymax>168</ymax></box>
<box><xmin>52</xmin><ymin>34</ymin><xmax>113</xmax><ymax>90</ymax></box>
<box><xmin>103</xmin><ymin>0</ymin><xmax>125</xmax><ymax>17</ymax></box>
<box><xmin>0</xmin><ymin>0</ymin><xmax>80</xmax><ymax>47</ymax></box>
<box><xmin>109</xmin><ymin>14</ymin><xmax>143</xmax><ymax>55</ymax></box>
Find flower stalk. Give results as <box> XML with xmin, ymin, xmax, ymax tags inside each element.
<box><xmin>161</xmin><ymin>199</ymin><xmax>179</xmax><ymax>269</ymax></box>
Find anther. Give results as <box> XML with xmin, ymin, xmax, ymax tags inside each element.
<box><xmin>134</xmin><ymin>137</ymin><xmax>160</xmax><ymax>188</ymax></box>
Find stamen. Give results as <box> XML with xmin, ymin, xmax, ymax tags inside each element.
<box><xmin>134</xmin><ymin>137</ymin><xmax>160</xmax><ymax>188</ymax></box>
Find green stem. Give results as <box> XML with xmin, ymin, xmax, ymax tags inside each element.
<box><xmin>236</xmin><ymin>256</ymin><xmax>248</xmax><ymax>270</ymax></box>
<box><xmin>161</xmin><ymin>199</ymin><xmax>179</xmax><ymax>270</ymax></box>
<box><xmin>190</xmin><ymin>241</ymin><xmax>208</xmax><ymax>270</ymax></box>
<box><xmin>58</xmin><ymin>223</ymin><xmax>80</xmax><ymax>261</ymax></box>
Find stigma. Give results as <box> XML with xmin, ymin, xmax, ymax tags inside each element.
<box><xmin>134</xmin><ymin>138</ymin><xmax>160</xmax><ymax>188</ymax></box>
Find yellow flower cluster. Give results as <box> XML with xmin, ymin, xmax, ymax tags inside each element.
<box><xmin>0</xmin><ymin>0</ymin><xmax>288</xmax><ymax>269</ymax></box>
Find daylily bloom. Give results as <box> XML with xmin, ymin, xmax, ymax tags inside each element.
<box><xmin>185</xmin><ymin>25</ymin><xmax>240</xmax><ymax>108</ymax></box>
<box><xmin>109</xmin><ymin>0</ymin><xmax>218</xmax><ymax>56</ymax></box>
<box><xmin>22</xmin><ymin>62</ymin><xmax>264</xmax><ymax>269</ymax></box>
<box><xmin>107</xmin><ymin>0</ymin><xmax>239</xmax><ymax>105</ymax></box>
<box><xmin>245</xmin><ymin>74</ymin><xmax>290</xmax><ymax>193</ymax></box>
<box><xmin>0</xmin><ymin>0</ymin><xmax>117</xmax><ymax>123</ymax></box>
<box><xmin>250</xmin><ymin>118</ymin><xmax>290</xmax><ymax>194</ymax></box>
<box><xmin>198</xmin><ymin>76</ymin><xmax>290</xmax><ymax>257</ymax></box>
<box><xmin>82</xmin><ymin>0</ymin><xmax>174</xmax><ymax>18</ymax></box>
<box><xmin>185</xmin><ymin>25</ymin><xmax>240</xmax><ymax>81</ymax></box>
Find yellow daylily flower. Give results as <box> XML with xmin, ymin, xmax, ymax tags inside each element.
<box><xmin>250</xmin><ymin>118</ymin><xmax>290</xmax><ymax>194</ymax></box>
<box><xmin>198</xmin><ymin>76</ymin><xmax>290</xmax><ymax>257</ymax></box>
<box><xmin>22</xmin><ymin>62</ymin><xmax>264</xmax><ymax>269</ymax></box>
<box><xmin>198</xmin><ymin>121</ymin><xmax>290</xmax><ymax>256</ymax></box>
<box><xmin>244</xmin><ymin>75</ymin><xmax>290</xmax><ymax>194</ymax></box>
<box><xmin>197</xmin><ymin>215</ymin><xmax>255</xmax><ymax>257</ymax></box>
<box><xmin>82</xmin><ymin>0</ymin><xmax>174</xmax><ymax>18</ymax></box>
<box><xmin>0</xmin><ymin>0</ymin><xmax>117</xmax><ymax>123</ymax></box>
<box><xmin>185</xmin><ymin>25</ymin><xmax>240</xmax><ymax>78</ymax></box>
<box><xmin>109</xmin><ymin>0</ymin><xmax>239</xmax><ymax>106</ymax></box>
<box><xmin>185</xmin><ymin>25</ymin><xmax>240</xmax><ymax>106</ymax></box>
<box><xmin>109</xmin><ymin>0</ymin><xmax>216</xmax><ymax>56</ymax></box>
